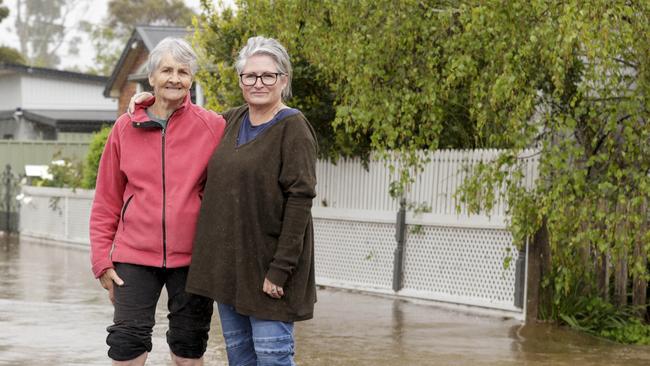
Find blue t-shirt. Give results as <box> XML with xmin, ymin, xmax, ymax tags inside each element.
<box><xmin>236</xmin><ymin>108</ymin><xmax>300</xmax><ymax>146</ymax></box>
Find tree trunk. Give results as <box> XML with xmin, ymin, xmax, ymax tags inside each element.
<box><xmin>579</xmin><ymin>221</ymin><xmax>592</xmax><ymax>295</ymax></box>
<box><xmin>14</xmin><ymin>0</ymin><xmax>28</xmax><ymax>56</ymax></box>
<box><xmin>614</xmin><ymin>253</ymin><xmax>627</xmax><ymax>308</ymax></box>
<box><xmin>526</xmin><ymin>217</ymin><xmax>550</xmax><ymax>323</ymax></box>
<box><xmin>614</xmin><ymin>202</ymin><xmax>628</xmax><ymax>308</ymax></box>
<box><xmin>632</xmin><ymin>200</ymin><xmax>648</xmax><ymax>319</ymax></box>
<box><xmin>595</xmin><ymin>199</ymin><xmax>610</xmax><ymax>301</ymax></box>
<box><xmin>597</xmin><ymin>250</ymin><xmax>610</xmax><ymax>301</ymax></box>
<box><xmin>632</xmin><ymin>241</ymin><xmax>647</xmax><ymax>316</ymax></box>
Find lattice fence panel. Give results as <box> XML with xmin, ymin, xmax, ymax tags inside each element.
<box><xmin>313</xmin><ymin>218</ymin><xmax>395</xmax><ymax>290</ymax></box>
<box><xmin>402</xmin><ymin>225</ymin><xmax>518</xmax><ymax>310</ymax></box>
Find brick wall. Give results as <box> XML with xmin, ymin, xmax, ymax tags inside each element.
<box><xmin>117</xmin><ymin>49</ymin><xmax>149</xmax><ymax>114</ymax></box>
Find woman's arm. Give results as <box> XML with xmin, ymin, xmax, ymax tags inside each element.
<box><xmin>265</xmin><ymin>116</ymin><xmax>318</xmax><ymax>288</ymax></box>
<box><xmin>89</xmin><ymin>122</ymin><xmax>127</xmax><ymax>278</ymax></box>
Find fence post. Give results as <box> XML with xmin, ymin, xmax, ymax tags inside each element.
<box><xmin>392</xmin><ymin>198</ymin><xmax>407</xmax><ymax>292</ymax></box>
<box><xmin>514</xmin><ymin>247</ymin><xmax>526</xmax><ymax>309</ymax></box>
<box><xmin>2</xmin><ymin>165</ymin><xmax>12</xmax><ymax>233</ymax></box>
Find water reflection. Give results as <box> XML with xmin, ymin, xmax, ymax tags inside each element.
<box><xmin>392</xmin><ymin>299</ymin><xmax>405</xmax><ymax>356</ymax></box>
<box><xmin>1</xmin><ymin>237</ymin><xmax>650</xmax><ymax>365</ymax></box>
<box><xmin>508</xmin><ymin>323</ymin><xmax>650</xmax><ymax>365</ymax></box>
<box><xmin>0</xmin><ymin>234</ymin><xmax>21</xmax><ymax>299</ymax></box>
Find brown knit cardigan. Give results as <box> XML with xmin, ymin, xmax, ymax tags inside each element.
<box><xmin>186</xmin><ymin>105</ymin><xmax>318</xmax><ymax>322</ymax></box>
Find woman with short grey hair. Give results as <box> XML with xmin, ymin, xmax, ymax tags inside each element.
<box><xmin>91</xmin><ymin>36</ymin><xmax>226</xmax><ymax>366</ymax></box>
<box><xmin>147</xmin><ymin>37</ymin><xmax>199</xmax><ymax>76</ymax></box>
<box><xmin>186</xmin><ymin>35</ymin><xmax>318</xmax><ymax>366</ymax></box>
<box><xmin>130</xmin><ymin>35</ymin><xmax>317</xmax><ymax>366</ymax></box>
<box><xmin>234</xmin><ymin>36</ymin><xmax>293</xmax><ymax>99</ymax></box>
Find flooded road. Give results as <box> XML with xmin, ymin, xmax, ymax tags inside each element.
<box><xmin>2</xmin><ymin>235</ymin><xmax>650</xmax><ymax>365</ymax></box>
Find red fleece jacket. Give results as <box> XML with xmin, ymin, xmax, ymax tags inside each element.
<box><xmin>90</xmin><ymin>95</ymin><xmax>225</xmax><ymax>278</ymax></box>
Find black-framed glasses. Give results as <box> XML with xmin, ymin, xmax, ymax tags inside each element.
<box><xmin>239</xmin><ymin>72</ymin><xmax>285</xmax><ymax>86</ymax></box>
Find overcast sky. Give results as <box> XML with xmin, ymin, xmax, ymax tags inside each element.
<box><xmin>0</xmin><ymin>0</ymin><xmax>225</xmax><ymax>71</ymax></box>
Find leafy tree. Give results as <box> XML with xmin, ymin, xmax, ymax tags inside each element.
<box><xmin>193</xmin><ymin>0</ymin><xmax>650</xmax><ymax>341</ymax></box>
<box><xmin>14</xmin><ymin>0</ymin><xmax>85</xmax><ymax>67</ymax></box>
<box><xmin>448</xmin><ymin>0</ymin><xmax>650</xmax><ymax>330</ymax></box>
<box><xmin>0</xmin><ymin>46</ymin><xmax>26</xmax><ymax>64</ymax></box>
<box><xmin>195</xmin><ymin>0</ymin><xmax>483</xmax><ymax>170</ymax></box>
<box><xmin>83</xmin><ymin>0</ymin><xmax>195</xmax><ymax>76</ymax></box>
<box><xmin>292</xmin><ymin>0</ymin><xmax>483</xmax><ymax>185</ymax></box>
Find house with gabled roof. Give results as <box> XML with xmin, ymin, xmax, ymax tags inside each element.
<box><xmin>0</xmin><ymin>63</ymin><xmax>117</xmax><ymax>141</ymax></box>
<box><xmin>103</xmin><ymin>25</ymin><xmax>205</xmax><ymax>114</ymax></box>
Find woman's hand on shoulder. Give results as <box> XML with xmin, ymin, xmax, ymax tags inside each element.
<box><xmin>127</xmin><ymin>92</ymin><xmax>154</xmax><ymax>116</ymax></box>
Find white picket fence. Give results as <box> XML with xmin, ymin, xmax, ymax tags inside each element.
<box><xmin>19</xmin><ymin>149</ymin><xmax>539</xmax><ymax>319</ymax></box>
<box><xmin>315</xmin><ymin>149</ymin><xmax>539</xmax><ymax>215</ymax></box>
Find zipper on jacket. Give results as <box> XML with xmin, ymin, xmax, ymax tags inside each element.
<box><xmin>157</xmin><ymin>108</ymin><xmax>178</xmax><ymax>268</ymax></box>
<box><xmin>161</xmin><ymin>127</ymin><xmax>167</xmax><ymax>268</ymax></box>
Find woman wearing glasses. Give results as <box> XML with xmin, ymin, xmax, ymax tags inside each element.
<box><xmin>133</xmin><ymin>36</ymin><xmax>317</xmax><ymax>365</ymax></box>
<box><xmin>190</xmin><ymin>36</ymin><xmax>317</xmax><ymax>366</ymax></box>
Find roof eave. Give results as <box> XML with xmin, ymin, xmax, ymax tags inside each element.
<box><xmin>0</xmin><ymin>62</ymin><xmax>108</xmax><ymax>83</ymax></box>
<box><xmin>102</xmin><ymin>30</ymin><xmax>142</xmax><ymax>98</ymax></box>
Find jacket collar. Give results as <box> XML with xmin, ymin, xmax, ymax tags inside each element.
<box><xmin>131</xmin><ymin>93</ymin><xmax>192</xmax><ymax>127</ymax></box>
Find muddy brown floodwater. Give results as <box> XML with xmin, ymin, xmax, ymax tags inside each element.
<box><xmin>1</xmin><ymin>235</ymin><xmax>650</xmax><ymax>365</ymax></box>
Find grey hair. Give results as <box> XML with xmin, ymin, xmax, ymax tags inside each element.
<box><xmin>235</xmin><ymin>36</ymin><xmax>293</xmax><ymax>99</ymax></box>
<box><xmin>147</xmin><ymin>37</ymin><xmax>198</xmax><ymax>77</ymax></box>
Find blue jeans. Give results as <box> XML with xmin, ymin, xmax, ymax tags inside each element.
<box><xmin>217</xmin><ymin>303</ymin><xmax>296</xmax><ymax>366</ymax></box>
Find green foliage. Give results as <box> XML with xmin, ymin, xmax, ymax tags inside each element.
<box><xmin>406</xmin><ymin>201</ymin><xmax>432</xmax><ymax>235</ymax></box>
<box><xmin>451</xmin><ymin>0</ymin><xmax>650</xmax><ymax>339</ymax></box>
<box><xmin>202</xmin><ymin>0</ymin><xmax>650</xmax><ymax>342</ymax></box>
<box><xmin>32</xmin><ymin>151</ymin><xmax>83</xmax><ymax>189</ymax></box>
<box><xmin>194</xmin><ymin>0</ymin><xmax>650</xmax><ymax>341</ymax></box>
<box><xmin>0</xmin><ymin>0</ymin><xmax>8</xmax><ymax>24</ymax></box>
<box><xmin>194</xmin><ymin>0</ymin><xmax>492</xmax><ymax>180</ymax></box>
<box><xmin>193</xmin><ymin>1</ymin><xmax>360</xmax><ymax>160</ymax></box>
<box><xmin>560</xmin><ymin>296</ymin><xmax>650</xmax><ymax>345</ymax></box>
<box><xmin>28</xmin><ymin>127</ymin><xmax>110</xmax><ymax>190</ymax></box>
<box><xmin>82</xmin><ymin>126</ymin><xmax>111</xmax><ymax>189</ymax></box>
<box><xmin>0</xmin><ymin>46</ymin><xmax>26</xmax><ymax>65</ymax></box>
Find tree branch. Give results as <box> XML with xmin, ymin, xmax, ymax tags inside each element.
<box><xmin>613</xmin><ymin>57</ymin><xmax>638</xmax><ymax>69</ymax></box>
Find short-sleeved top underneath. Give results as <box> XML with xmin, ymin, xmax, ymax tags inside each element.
<box><xmin>236</xmin><ymin>108</ymin><xmax>299</xmax><ymax>146</ymax></box>
<box><xmin>145</xmin><ymin>108</ymin><xmax>169</xmax><ymax>129</ymax></box>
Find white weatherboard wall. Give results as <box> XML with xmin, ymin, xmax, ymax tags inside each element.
<box><xmin>19</xmin><ymin>150</ymin><xmax>538</xmax><ymax>319</ymax></box>
<box><xmin>20</xmin><ymin>76</ymin><xmax>116</xmax><ymax>111</ymax></box>
<box><xmin>0</xmin><ymin>75</ymin><xmax>22</xmax><ymax>110</ymax></box>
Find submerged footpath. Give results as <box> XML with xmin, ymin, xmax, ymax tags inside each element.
<box><xmin>1</xmin><ymin>236</ymin><xmax>650</xmax><ymax>365</ymax></box>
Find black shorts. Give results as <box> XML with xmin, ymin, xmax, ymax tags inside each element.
<box><xmin>106</xmin><ymin>263</ymin><xmax>214</xmax><ymax>361</ymax></box>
